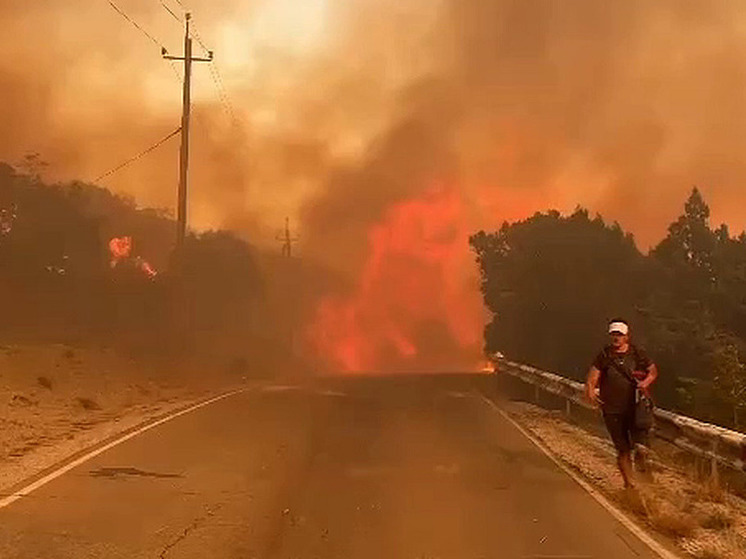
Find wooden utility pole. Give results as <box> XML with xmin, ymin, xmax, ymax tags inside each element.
<box><xmin>163</xmin><ymin>13</ymin><xmax>212</xmax><ymax>253</ymax></box>
<box><xmin>276</xmin><ymin>217</ymin><xmax>300</xmax><ymax>258</ymax></box>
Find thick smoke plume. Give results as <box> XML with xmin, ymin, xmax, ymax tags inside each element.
<box><xmin>3</xmin><ymin>1</ymin><xmax>746</xmax><ymax>371</ymax></box>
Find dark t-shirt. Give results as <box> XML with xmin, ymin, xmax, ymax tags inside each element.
<box><xmin>592</xmin><ymin>344</ymin><xmax>653</xmax><ymax>414</ymax></box>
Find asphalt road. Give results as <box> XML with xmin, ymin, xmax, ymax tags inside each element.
<box><xmin>0</xmin><ymin>374</ymin><xmax>661</xmax><ymax>558</ymax></box>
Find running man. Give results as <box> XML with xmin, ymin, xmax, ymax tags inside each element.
<box><xmin>585</xmin><ymin>319</ymin><xmax>658</xmax><ymax>488</ymax></box>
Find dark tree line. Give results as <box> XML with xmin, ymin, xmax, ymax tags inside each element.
<box><xmin>470</xmin><ymin>188</ymin><xmax>746</xmax><ymax>429</ymax></box>
<box><xmin>0</xmin><ymin>162</ymin><xmax>285</xmax><ymax>375</ymax></box>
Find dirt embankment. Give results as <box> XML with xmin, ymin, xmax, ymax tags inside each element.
<box><xmin>502</xmin><ymin>400</ymin><xmax>746</xmax><ymax>559</ymax></box>
<box><xmin>0</xmin><ymin>344</ymin><xmax>247</xmax><ymax>494</ymax></box>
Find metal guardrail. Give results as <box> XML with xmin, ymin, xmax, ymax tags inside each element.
<box><xmin>496</xmin><ymin>358</ymin><xmax>746</xmax><ymax>475</ymax></box>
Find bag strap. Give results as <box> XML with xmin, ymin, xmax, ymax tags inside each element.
<box><xmin>607</xmin><ymin>349</ymin><xmax>652</xmax><ymax>403</ymax></box>
<box><xmin>607</xmin><ymin>350</ymin><xmax>637</xmax><ymax>387</ymax></box>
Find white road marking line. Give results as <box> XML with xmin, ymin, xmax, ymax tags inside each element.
<box><xmin>260</xmin><ymin>385</ymin><xmax>302</xmax><ymax>393</ymax></box>
<box><xmin>260</xmin><ymin>385</ymin><xmax>347</xmax><ymax>397</ymax></box>
<box><xmin>315</xmin><ymin>389</ymin><xmax>348</xmax><ymax>397</ymax></box>
<box><xmin>474</xmin><ymin>392</ymin><xmax>681</xmax><ymax>559</ymax></box>
<box><xmin>0</xmin><ymin>387</ymin><xmax>250</xmax><ymax>511</ymax></box>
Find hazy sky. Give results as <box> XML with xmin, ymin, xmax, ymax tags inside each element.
<box><xmin>4</xmin><ymin>1</ymin><xmax>746</xmax><ymax>369</ymax></box>
<box><xmin>3</xmin><ymin>1</ymin><xmax>746</xmax><ymax>255</ymax></box>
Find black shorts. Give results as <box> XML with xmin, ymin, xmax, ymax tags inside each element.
<box><xmin>603</xmin><ymin>411</ymin><xmax>649</xmax><ymax>455</ymax></box>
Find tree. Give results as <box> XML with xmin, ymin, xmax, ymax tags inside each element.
<box><xmin>470</xmin><ymin>187</ymin><xmax>746</xmax><ymax>425</ymax></box>
<box><xmin>176</xmin><ymin>231</ymin><xmax>265</xmax><ymax>353</ymax></box>
<box><xmin>640</xmin><ymin>187</ymin><xmax>746</xmax><ymax>418</ymax></box>
<box><xmin>16</xmin><ymin>152</ymin><xmax>48</xmax><ymax>181</ymax></box>
<box><xmin>711</xmin><ymin>334</ymin><xmax>746</xmax><ymax>428</ymax></box>
<box><xmin>711</xmin><ymin>228</ymin><xmax>746</xmax><ymax>339</ymax></box>
<box><xmin>652</xmin><ymin>187</ymin><xmax>716</xmax><ymax>285</ymax></box>
<box><xmin>470</xmin><ymin>207</ymin><xmax>645</xmax><ymax>379</ymax></box>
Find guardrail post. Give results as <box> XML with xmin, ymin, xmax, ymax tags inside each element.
<box><xmin>533</xmin><ymin>384</ymin><xmax>540</xmax><ymax>405</ymax></box>
<box><xmin>565</xmin><ymin>398</ymin><xmax>571</xmax><ymax>417</ymax></box>
<box><xmin>710</xmin><ymin>440</ymin><xmax>720</xmax><ymax>490</ymax></box>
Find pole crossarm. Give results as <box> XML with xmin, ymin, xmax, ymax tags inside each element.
<box><xmin>163</xmin><ymin>52</ymin><xmax>213</xmax><ymax>62</ymax></box>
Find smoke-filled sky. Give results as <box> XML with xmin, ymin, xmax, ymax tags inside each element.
<box><xmin>4</xmin><ymin>0</ymin><xmax>746</xmax><ymax>370</ymax></box>
<box><xmin>4</xmin><ymin>0</ymin><xmax>746</xmax><ymax>248</ymax></box>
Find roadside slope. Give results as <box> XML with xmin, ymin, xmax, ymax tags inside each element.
<box><xmin>0</xmin><ymin>344</ymin><xmax>245</xmax><ymax>495</ymax></box>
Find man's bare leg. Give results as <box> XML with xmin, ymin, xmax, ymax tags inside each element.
<box><xmin>632</xmin><ymin>427</ymin><xmax>652</xmax><ymax>474</ymax></box>
<box><xmin>618</xmin><ymin>451</ymin><xmax>635</xmax><ymax>488</ymax></box>
<box><xmin>634</xmin><ymin>442</ymin><xmax>654</xmax><ymax>482</ymax></box>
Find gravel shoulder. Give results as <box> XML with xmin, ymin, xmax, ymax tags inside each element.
<box><xmin>499</xmin><ymin>398</ymin><xmax>746</xmax><ymax>559</ymax></box>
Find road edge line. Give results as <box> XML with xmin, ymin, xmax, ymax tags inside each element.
<box><xmin>0</xmin><ymin>386</ymin><xmax>251</xmax><ymax>511</ymax></box>
<box><xmin>475</xmin><ymin>392</ymin><xmax>681</xmax><ymax>559</ymax></box>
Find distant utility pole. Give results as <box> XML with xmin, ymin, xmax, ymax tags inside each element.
<box><xmin>163</xmin><ymin>13</ymin><xmax>213</xmax><ymax>253</ymax></box>
<box><xmin>276</xmin><ymin>217</ymin><xmax>300</xmax><ymax>258</ymax></box>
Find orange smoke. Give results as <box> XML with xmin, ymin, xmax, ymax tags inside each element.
<box><xmin>306</xmin><ymin>186</ymin><xmax>484</xmax><ymax>373</ymax></box>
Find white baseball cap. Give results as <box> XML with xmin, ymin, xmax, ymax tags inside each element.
<box><xmin>608</xmin><ymin>321</ymin><xmax>629</xmax><ymax>335</ymax></box>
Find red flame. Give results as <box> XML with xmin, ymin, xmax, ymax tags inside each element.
<box><xmin>306</xmin><ymin>186</ymin><xmax>484</xmax><ymax>373</ymax></box>
<box><xmin>108</xmin><ymin>236</ymin><xmax>157</xmax><ymax>278</ymax></box>
<box><xmin>109</xmin><ymin>236</ymin><xmax>132</xmax><ymax>267</ymax></box>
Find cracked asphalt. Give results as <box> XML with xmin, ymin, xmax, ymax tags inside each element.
<box><xmin>0</xmin><ymin>374</ymin><xmax>661</xmax><ymax>558</ymax></box>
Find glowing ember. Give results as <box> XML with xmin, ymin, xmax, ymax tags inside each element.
<box><xmin>0</xmin><ymin>204</ymin><xmax>17</xmax><ymax>237</ymax></box>
<box><xmin>306</xmin><ymin>186</ymin><xmax>484</xmax><ymax>373</ymax></box>
<box><xmin>479</xmin><ymin>361</ymin><xmax>496</xmax><ymax>373</ymax></box>
<box><xmin>136</xmin><ymin>257</ymin><xmax>158</xmax><ymax>278</ymax></box>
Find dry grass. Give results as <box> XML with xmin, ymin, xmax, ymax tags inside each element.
<box><xmin>681</xmin><ymin>532</ymin><xmax>738</xmax><ymax>559</ymax></box>
<box><xmin>504</xmin><ymin>400</ymin><xmax>746</xmax><ymax>558</ymax></box>
<box><xmin>647</xmin><ymin>496</ymin><xmax>698</xmax><ymax>538</ymax></box>
<box><xmin>696</xmin><ymin>503</ymin><xmax>735</xmax><ymax>530</ymax></box>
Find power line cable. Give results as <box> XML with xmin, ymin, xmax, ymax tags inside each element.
<box><xmin>91</xmin><ymin>127</ymin><xmax>181</xmax><ymax>184</ymax></box>
<box><xmin>191</xmin><ymin>23</ymin><xmax>238</xmax><ymax>122</ymax></box>
<box><xmin>106</xmin><ymin>1</ymin><xmax>182</xmax><ymax>84</ymax></box>
<box><xmin>207</xmin><ymin>61</ymin><xmax>236</xmax><ymax>121</ymax></box>
<box><xmin>191</xmin><ymin>24</ymin><xmax>210</xmax><ymax>55</ymax></box>
<box><xmin>158</xmin><ymin>0</ymin><xmax>182</xmax><ymax>22</ymax></box>
<box><xmin>167</xmin><ymin>59</ymin><xmax>182</xmax><ymax>81</ymax></box>
<box><xmin>107</xmin><ymin>0</ymin><xmax>162</xmax><ymax>48</ymax></box>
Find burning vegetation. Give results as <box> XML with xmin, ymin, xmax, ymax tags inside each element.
<box><xmin>305</xmin><ymin>187</ymin><xmax>484</xmax><ymax>373</ymax></box>
<box><xmin>109</xmin><ymin>235</ymin><xmax>158</xmax><ymax>279</ymax></box>
<box><xmin>0</xmin><ymin>163</ymin><xmax>295</xmax><ymax>377</ymax></box>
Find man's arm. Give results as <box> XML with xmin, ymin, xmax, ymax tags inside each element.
<box><xmin>585</xmin><ymin>366</ymin><xmax>602</xmax><ymax>406</ymax></box>
<box><xmin>638</xmin><ymin>363</ymin><xmax>658</xmax><ymax>390</ymax></box>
